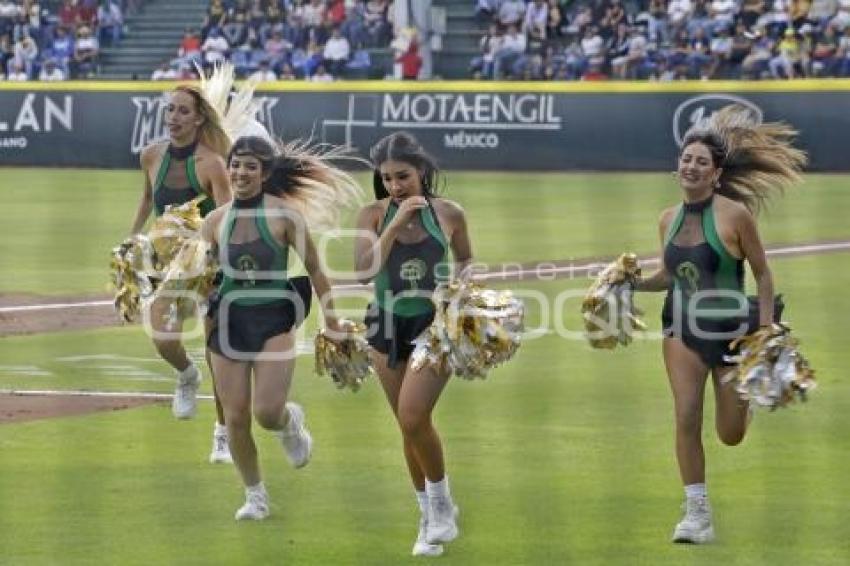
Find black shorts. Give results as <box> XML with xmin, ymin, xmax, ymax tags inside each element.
<box><xmin>364</xmin><ymin>304</ymin><xmax>434</xmax><ymax>369</ymax></box>
<box><xmin>661</xmin><ymin>294</ymin><xmax>784</xmax><ymax>367</ymax></box>
<box><xmin>207</xmin><ymin>276</ymin><xmax>312</xmax><ymax>360</ymax></box>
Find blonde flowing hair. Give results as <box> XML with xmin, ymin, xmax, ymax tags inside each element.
<box><xmin>229</xmin><ymin>136</ymin><xmax>366</xmax><ymax>234</ymax></box>
<box><xmin>172</xmin><ymin>85</ymin><xmax>232</xmax><ymax>158</ymax></box>
<box><xmin>681</xmin><ymin>105</ymin><xmax>807</xmax><ymax>214</ymax></box>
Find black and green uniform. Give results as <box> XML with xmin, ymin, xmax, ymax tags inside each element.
<box><xmin>207</xmin><ymin>192</ymin><xmax>311</xmax><ymax>359</ymax></box>
<box><xmin>661</xmin><ymin>195</ymin><xmax>781</xmax><ymax>366</ymax></box>
<box><xmin>365</xmin><ymin>199</ymin><xmax>449</xmax><ymax>368</ymax></box>
<box><xmin>152</xmin><ymin>143</ymin><xmax>215</xmax><ymax>217</ymax></box>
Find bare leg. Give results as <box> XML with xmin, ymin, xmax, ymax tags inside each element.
<box><xmin>251</xmin><ymin>331</ymin><xmax>297</xmax><ymax>432</ymax></box>
<box><xmin>663</xmin><ymin>337</ymin><xmax>710</xmax><ymax>486</ymax></box>
<box><xmin>397</xmin><ymin>363</ymin><xmax>451</xmax><ymax>483</ymax></box>
<box><xmin>148</xmin><ymin>297</ymin><xmax>191</xmax><ymax>371</ymax></box>
<box><xmin>372</xmin><ymin>350</ymin><xmax>427</xmax><ymax>490</ymax></box>
<box><xmin>210</xmin><ymin>352</ymin><xmax>257</xmax><ymax>486</ymax></box>
<box><xmin>203</xmin><ymin>317</ymin><xmax>226</xmax><ymax>426</ymax></box>
<box><xmin>712</xmin><ymin>365</ymin><xmax>750</xmax><ymax>446</ymax></box>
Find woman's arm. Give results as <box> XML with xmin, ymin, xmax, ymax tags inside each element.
<box><xmin>285</xmin><ymin>209</ymin><xmax>340</xmax><ymax>332</ymax></box>
<box><xmin>444</xmin><ymin>201</ymin><xmax>474</xmax><ymax>279</ymax></box>
<box><xmin>634</xmin><ymin>208</ymin><xmax>673</xmax><ymax>292</ymax></box>
<box><xmin>736</xmin><ymin>208</ymin><xmax>775</xmax><ymax>325</ymax></box>
<box><xmin>352</xmin><ymin>198</ymin><xmax>428</xmax><ymax>284</ymax></box>
<box><xmin>129</xmin><ymin>146</ymin><xmax>155</xmax><ymax>234</ymax></box>
<box><xmin>203</xmin><ymin>154</ymin><xmax>232</xmax><ymax>206</ymax></box>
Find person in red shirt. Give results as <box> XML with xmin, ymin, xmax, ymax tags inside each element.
<box><xmin>327</xmin><ymin>0</ymin><xmax>346</xmax><ymax>26</ymax></box>
<box><xmin>397</xmin><ymin>40</ymin><xmax>422</xmax><ymax>80</ymax></box>
<box><xmin>57</xmin><ymin>0</ymin><xmax>79</xmax><ymax>29</ymax></box>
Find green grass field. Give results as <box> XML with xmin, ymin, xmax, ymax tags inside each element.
<box><xmin>1</xmin><ymin>169</ymin><xmax>848</xmax><ymax>565</ymax></box>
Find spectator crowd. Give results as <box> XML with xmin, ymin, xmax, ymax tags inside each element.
<box><xmin>155</xmin><ymin>0</ymin><xmax>396</xmax><ymax>82</ymax></box>
<box><xmin>472</xmin><ymin>0</ymin><xmax>850</xmax><ymax>80</ymax></box>
<box><xmin>1</xmin><ymin>0</ymin><xmax>134</xmax><ymax>81</ymax></box>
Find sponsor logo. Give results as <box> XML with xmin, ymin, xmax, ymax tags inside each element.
<box><xmin>130</xmin><ymin>95</ymin><xmax>279</xmax><ymax>154</ymax></box>
<box><xmin>0</xmin><ymin>93</ymin><xmax>73</xmax><ymax>151</ymax></box>
<box><xmin>673</xmin><ymin>94</ymin><xmax>763</xmax><ymax>147</ymax></box>
<box><xmin>322</xmin><ymin>93</ymin><xmax>563</xmax><ymax>150</ymax></box>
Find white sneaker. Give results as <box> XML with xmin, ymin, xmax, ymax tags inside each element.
<box><xmin>425</xmin><ymin>497</ymin><xmax>459</xmax><ymax>544</ymax></box>
<box><xmin>672</xmin><ymin>497</ymin><xmax>715</xmax><ymax>544</ymax></box>
<box><xmin>172</xmin><ymin>365</ymin><xmax>201</xmax><ymax>420</ymax></box>
<box><xmin>235</xmin><ymin>490</ymin><xmax>269</xmax><ymax>521</ymax></box>
<box><xmin>209</xmin><ymin>425</ymin><xmax>233</xmax><ymax>464</ymax></box>
<box><xmin>279</xmin><ymin>402</ymin><xmax>312</xmax><ymax>468</ymax></box>
<box><xmin>412</xmin><ymin>515</ymin><xmax>444</xmax><ymax>557</ymax></box>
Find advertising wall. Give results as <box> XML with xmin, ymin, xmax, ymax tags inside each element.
<box><xmin>1</xmin><ymin>82</ymin><xmax>848</xmax><ymax>171</ymax></box>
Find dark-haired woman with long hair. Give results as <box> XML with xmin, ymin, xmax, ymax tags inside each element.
<box><xmin>129</xmin><ymin>85</ymin><xmax>233</xmax><ymax>462</ymax></box>
<box><xmin>354</xmin><ymin>132</ymin><xmax>473</xmax><ymax>556</ymax></box>
<box><xmin>200</xmin><ymin>135</ymin><xmax>362</xmax><ymax>521</ymax></box>
<box><xmin>634</xmin><ymin>106</ymin><xmax>806</xmax><ymax>543</ymax></box>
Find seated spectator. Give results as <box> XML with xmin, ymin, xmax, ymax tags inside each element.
<box><xmin>646</xmin><ymin>0</ymin><xmax>671</xmax><ymax>44</ymax></box>
<box><xmin>499</xmin><ymin>0</ymin><xmax>526</xmax><ymax>28</ymax></box>
<box><xmin>668</xmin><ymin>0</ymin><xmax>693</xmax><ymax>28</ymax></box>
<box><xmin>203</xmin><ymin>0</ymin><xmax>227</xmax><ymax>38</ymax></box>
<box><xmin>580</xmin><ymin>25</ymin><xmax>606</xmax><ymax>70</ymax></box>
<box><xmin>524</xmin><ymin>0</ymin><xmax>549</xmax><ymax>48</ymax></box>
<box><xmin>0</xmin><ymin>32</ymin><xmax>13</xmax><ymax>73</ymax></box>
<box><xmin>770</xmin><ymin>27</ymin><xmax>804</xmax><ymax>77</ymax></box>
<box><xmin>832</xmin><ymin>0</ymin><xmax>850</xmax><ymax>30</ymax></box>
<box><xmin>809</xmin><ymin>0</ymin><xmax>838</xmax><ymax>27</ymax></box>
<box><xmin>201</xmin><ymin>27</ymin><xmax>229</xmax><ymax>65</ymax></box>
<box><xmin>323</xmin><ymin>26</ymin><xmax>350</xmax><ymax>77</ymax></box>
<box><xmin>811</xmin><ymin>23</ymin><xmax>839</xmax><ymax>74</ymax></box>
<box><xmin>179</xmin><ymin>28</ymin><xmax>202</xmax><ymax>62</ymax></box>
<box><xmin>393</xmin><ymin>27</ymin><xmax>422</xmax><ymax>80</ymax></box>
<box><xmin>12</xmin><ymin>35</ymin><xmax>38</xmax><ymax>75</ymax></box>
<box><xmin>78</xmin><ymin>0</ymin><xmax>98</xmax><ymax>28</ymax></box>
<box><xmin>249</xmin><ymin>58</ymin><xmax>278</xmax><ymax>81</ymax></box>
<box><xmin>759</xmin><ymin>0</ymin><xmax>791</xmax><ymax>37</ymax></box>
<box><xmin>310</xmin><ymin>62</ymin><xmax>334</xmax><ymax>81</ymax></box>
<box><xmin>264</xmin><ymin>29</ymin><xmax>292</xmax><ymax>68</ymax></box>
<box><xmin>493</xmin><ymin>23</ymin><xmax>527</xmax><ymax>79</ymax></box>
<box><xmin>741</xmin><ymin>31</ymin><xmax>774</xmax><ymax>77</ymax></box>
<box><xmin>39</xmin><ymin>58</ymin><xmax>66</xmax><ymax>81</ymax></box>
<box><xmin>151</xmin><ymin>60</ymin><xmax>178</xmax><ymax>80</ymax></box>
<box><xmin>222</xmin><ymin>11</ymin><xmax>248</xmax><ymax>48</ymax></box>
<box><xmin>327</xmin><ymin>0</ymin><xmax>346</xmax><ymax>27</ymax></box>
<box><xmin>279</xmin><ymin>61</ymin><xmax>296</xmax><ymax>79</ymax></box>
<box><xmin>688</xmin><ymin>26</ymin><xmax>714</xmax><ymax>78</ymax></box>
<box><xmin>72</xmin><ymin>25</ymin><xmax>98</xmax><ymax>78</ymax></box>
<box><xmin>547</xmin><ymin>0</ymin><xmax>564</xmax><ymax>39</ymax></box>
<box><xmin>728</xmin><ymin>22</ymin><xmax>755</xmax><ymax>75</ymax></box>
<box><xmin>740</xmin><ymin>0</ymin><xmax>766</xmax><ymax>30</ymax></box>
<box><xmin>790</xmin><ymin>0</ymin><xmax>814</xmax><ymax>28</ymax></box>
<box><xmin>687</xmin><ymin>0</ymin><xmax>714</xmax><ymax>37</ymax></box>
<box><xmin>57</xmin><ymin>0</ymin><xmax>79</xmax><ymax>31</ymax></box>
<box><xmin>600</xmin><ymin>0</ymin><xmax>627</xmax><ymax>40</ymax></box>
<box><xmin>476</xmin><ymin>0</ymin><xmax>500</xmax><ymax>24</ymax></box>
<box><xmin>709</xmin><ymin>25</ymin><xmax>734</xmax><ymax>76</ymax></box>
<box><xmin>470</xmin><ymin>23</ymin><xmax>503</xmax><ymax>79</ymax></box>
<box><xmin>837</xmin><ymin>24</ymin><xmax>850</xmax><ymax>74</ymax></box>
<box><xmin>709</xmin><ymin>0</ymin><xmax>738</xmax><ymax>34</ymax></box>
<box><xmin>364</xmin><ymin>0</ymin><xmax>391</xmax><ymax>46</ymax></box>
<box><xmin>24</xmin><ymin>1</ymin><xmax>43</xmax><ymax>43</ymax></box>
<box><xmin>98</xmin><ymin>0</ymin><xmax>124</xmax><ymax>47</ymax></box>
<box><xmin>7</xmin><ymin>60</ymin><xmax>28</xmax><ymax>80</ymax></box>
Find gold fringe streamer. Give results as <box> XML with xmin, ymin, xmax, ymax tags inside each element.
<box><xmin>581</xmin><ymin>253</ymin><xmax>647</xmax><ymax>349</ymax></box>
<box><xmin>314</xmin><ymin>320</ymin><xmax>372</xmax><ymax>392</ymax></box>
<box><xmin>724</xmin><ymin>323</ymin><xmax>817</xmax><ymax>410</ymax></box>
<box><xmin>410</xmin><ymin>281</ymin><xmax>524</xmax><ymax>379</ymax></box>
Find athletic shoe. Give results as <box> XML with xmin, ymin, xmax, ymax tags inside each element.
<box><xmin>235</xmin><ymin>490</ymin><xmax>270</xmax><ymax>521</ymax></box>
<box><xmin>172</xmin><ymin>365</ymin><xmax>201</xmax><ymax>420</ymax></box>
<box><xmin>279</xmin><ymin>402</ymin><xmax>312</xmax><ymax>468</ymax></box>
<box><xmin>209</xmin><ymin>425</ymin><xmax>233</xmax><ymax>464</ymax></box>
<box><xmin>425</xmin><ymin>497</ymin><xmax>459</xmax><ymax>544</ymax></box>
<box><xmin>672</xmin><ymin>497</ymin><xmax>715</xmax><ymax>544</ymax></box>
<box><xmin>412</xmin><ymin>514</ymin><xmax>444</xmax><ymax>557</ymax></box>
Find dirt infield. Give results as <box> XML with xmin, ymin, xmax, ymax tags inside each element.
<box><xmin>0</xmin><ymin>392</ymin><xmax>164</xmax><ymax>425</ymax></box>
<box><xmin>0</xmin><ymin>293</ymin><xmax>120</xmax><ymax>337</ymax></box>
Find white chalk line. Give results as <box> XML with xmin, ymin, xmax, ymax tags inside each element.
<box><xmin>2</xmin><ymin>240</ymin><xmax>848</xmax><ymax>315</ymax></box>
<box><xmin>0</xmin><ymin>389</ymin><xmax>213</xmax><ymax>400</ymax></box>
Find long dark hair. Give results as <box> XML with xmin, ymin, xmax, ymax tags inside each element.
<box><xmin>369</xmin><ymin>131</ymin><xmax>443</xmax><ymax>200</ymax></box>
<box><xmin>680</xmin><ymin>105</ymin><xmax>806</xmax><ymax>213</ymax></box>
<box><xmin>228</xmin><ymin>135</ymin><xmax>364</xmax><ymax>232</ymax></box>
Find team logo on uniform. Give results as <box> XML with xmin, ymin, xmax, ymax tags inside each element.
<box><xmin>236</xmin><ymin>255</ymin><xmax>259</xmax><ymax>286</ymax></box>
<box><xmin>399</xmin><ymin>259</ymin><xmax>427</xmax><ymax>290</ymax></box>
<box><xmin>676</xmin><ymin>262</ymin><xmax>701</xmax><ymax>295</ymax></box>
<box><xmin>672</xmin><ymin>94</ymin><xmax>763</xmax><ymax>147</ymax></box>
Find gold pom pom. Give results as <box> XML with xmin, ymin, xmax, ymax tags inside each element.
<box><xmin>724</xmin><ymin>323</ymin><xmax>817</xmax><ymax>410</ymax></box>
<box><xmin>410</xmin><ymin>281</ymin><xmax>524</xmax><ymax>379</ymax></box>
<box><xmin>315</xmin><ymin>320</ymin><xmax>372</xmax><ymax>392</ymax></box>
<box><xmin>581</xmin><ymin>253</ymin><xmax>646</xmax><ymax>349</ymax></box>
